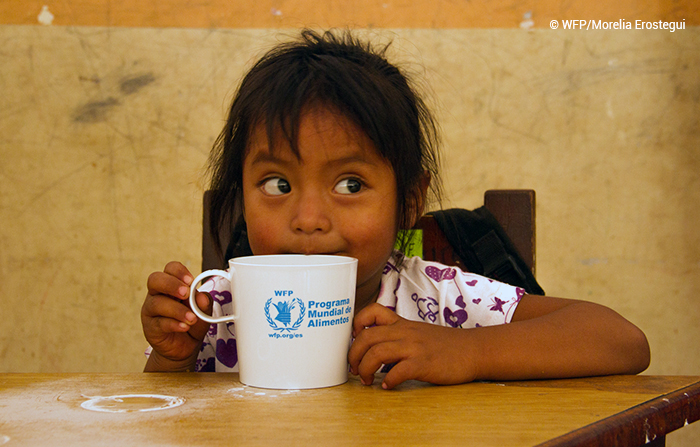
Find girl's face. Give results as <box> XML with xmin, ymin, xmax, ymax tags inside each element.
<box><xmin>242</xmin><ymin>106</ymin><xmax>399</xmax><ymax>309</ymax></box>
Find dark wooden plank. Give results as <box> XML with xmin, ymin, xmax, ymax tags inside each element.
<box><xmin>413</xmin><ymin>214</ymin><xmax>467</xmax><ymax>269</ymax></box>
<box><xmin>536</xmin><ymin>378</ymin><xmax>700</xmax><ymax>447</ymax></box>
<box><xmin>484</xmin><ymin>189</ymin><xmax>536</xmax><ymax>273</ymax></box>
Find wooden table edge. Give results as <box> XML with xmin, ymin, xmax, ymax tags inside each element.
<box><xmin>535</xmin><ymin>379</ymin><xmax>700</xmax><ymax>447</ymax></box>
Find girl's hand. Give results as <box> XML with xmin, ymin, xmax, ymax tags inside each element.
<box><xmin>348</xmin><ymin>303</ymin><xmax>478</xmax><ymax>390</ymax></box>
<box><xmin>141</xmin><ymin>261</ymin><xmax>213</xmax><ymax>371</ymax></box>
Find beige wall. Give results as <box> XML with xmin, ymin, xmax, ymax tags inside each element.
<box><xmin>1</xmin><ymin>1</ymin><xmax>698</xmax><ymax>444</ymax></box>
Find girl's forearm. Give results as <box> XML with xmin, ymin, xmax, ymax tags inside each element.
<box><xmin>465</xmin><ymin>298</ymin><xmax>650</xmax><ymax>381</ymax></box>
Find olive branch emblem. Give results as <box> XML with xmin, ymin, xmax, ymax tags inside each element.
<box><xmin>265</xmin><ymin>297</ymin><xmax>305</xmax><ymax>332</ymax></box>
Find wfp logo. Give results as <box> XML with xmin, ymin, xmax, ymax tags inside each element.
<box><xmin>265</xmin><ymin>297</ymin><xmax>305</xmax><ymax>332</ymax></box>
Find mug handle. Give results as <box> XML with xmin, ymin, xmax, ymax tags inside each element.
<box><xmin>188</xmin><ymin>268</ymin><xmax>238</xmax><ymax>324</ymax></box>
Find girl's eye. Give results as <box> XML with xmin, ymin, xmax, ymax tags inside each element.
<box><xmin>334</xmin><ymin>178</ymin><xmax>363</xmax><ymax>195</ymax></box>
<box><xmin>261</xmin><ymin>177</ymin><xmax>291</xmax><ymax>196</ymax></box>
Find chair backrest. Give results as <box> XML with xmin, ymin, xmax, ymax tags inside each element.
<box><xmin>202</xmin><ymin>189</ymin><xmax>535</xmax><ymax>274</ymax></box>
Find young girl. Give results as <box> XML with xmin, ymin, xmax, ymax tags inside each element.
<box><xmin>142</xmin><ymin>29</ymin><xmax>650</xmax><ymax>389</ymax></box>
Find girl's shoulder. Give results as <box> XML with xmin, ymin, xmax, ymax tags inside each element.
<box><xmin>388</xmin><ymin>251</ymin><xmax>485</xmax><ymax>284</ymax></box>
<box><xmin>381</xmin><ymin>251</ymin><xmax>525</xmax><ymax>327</ymax></box>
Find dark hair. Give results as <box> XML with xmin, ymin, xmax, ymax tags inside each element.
<box><xmin>207</xmin><ymin>29</ymin><xmax>442</xmax><ymax>256</ymax></box>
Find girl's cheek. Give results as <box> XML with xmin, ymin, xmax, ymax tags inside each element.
<box><xmin>245</xmin><ymin>224</ymin><xmax>276</xmax><ymax>255</ymax></box>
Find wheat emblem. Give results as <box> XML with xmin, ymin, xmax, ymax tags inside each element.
<box><xmin>265</xmin><ymin>297</ymin><xmax>305</xmax><ymax>332</ymax></box>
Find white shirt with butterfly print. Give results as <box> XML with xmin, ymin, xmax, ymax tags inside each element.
<box><xmin>377</xmin><ymin>252</ymin><xmax>525</xmax><ymax>329</ymax></box>
<box><xmin>192</xmin><ymin>252</ymin><xmax>526</xmax><ymax>372</ymax></box>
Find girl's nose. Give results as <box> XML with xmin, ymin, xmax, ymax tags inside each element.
<box><xmin>290</xmin><ymin>191</ymin><xmax>331</xmax><ymax>234</ymax></box>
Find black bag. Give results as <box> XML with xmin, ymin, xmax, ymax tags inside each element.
<box><xmin>429</xmin><ymin>208</ymin><xmax>544</xmax><ymax>295</ymax></box>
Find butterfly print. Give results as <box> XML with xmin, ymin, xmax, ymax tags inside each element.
<box><xmin>489</xmin><ymin>297</ymin><xmax>507</xmax><ymax>314</ymax></box>
<box><xmin>425</xmin><ymin>266</ymin><xmax>457</xmax><ymax>282</ymax></box>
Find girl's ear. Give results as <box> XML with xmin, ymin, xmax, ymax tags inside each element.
<box><xmin>406</xmin><ymin>170</ymin><xmax>431</xmax><ymax>228</ymax></box>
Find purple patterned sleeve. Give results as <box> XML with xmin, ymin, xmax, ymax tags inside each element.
<box><xmin>378</xmin><ymin>254</ymin><xmax>525</xmax><ymax>329</ymax></box>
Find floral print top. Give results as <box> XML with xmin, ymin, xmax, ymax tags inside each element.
<box><xmin>193</xmin><ymin>252</ymin><xmax>525</xmax><ymax>372</ymax></box>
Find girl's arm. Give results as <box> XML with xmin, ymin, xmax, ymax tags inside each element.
<box><xmin>348</xmin><ymin>296</ymin><xmax>650</xmax><ymax>390</ymax></box>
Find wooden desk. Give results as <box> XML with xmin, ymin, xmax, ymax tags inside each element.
<box><xmin>0</xmin><ymin>373</ymin><xmax>698</xmax><ymax>446</ymax></box>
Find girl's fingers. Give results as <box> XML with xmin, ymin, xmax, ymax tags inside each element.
<box><xmin>143</xmin><ymin>293</ymin><xmax>197</xmax><ymax>329</ymax></box>
<box><xmin>163</xmin><ymin>261</ymin><xmax>195</xmax><ymax>285</ymax></box>
<box><xmin>145</xmin><ymin>261</ymin><xmax>195</xmax><ymax>301</ymax></box>
<box><xmin>381</xmin><ymin>358</ymin><xmax>420</xmax><ymax>390</ymax></box>
<box><xmin>147</xmin><ymin>271</ymin><xmax>191</xmax><ymax>301</ymax></box>
<box><xmin>348</xmin><ymin>326</ymin><xmax>381</xmax><ymax>371</ymax></box>
<box><xmin>355</xmin><ymin>339</ymin><xmax>403</xmax><ymax>386</ymax></box>
<box><xmin>349</xmin><ymin>324</ymin><xmax>401</xmax><ymax>375</ymax></box>
<box><xmin>349</xmin><ymin>311</ymin><xmax>447</xmax><ymax>389</ymax></box>
<box><xmin>352</xmin><ymin>303</ymin><xmax>400</xmax><ymax>337</ymax></box>
<box><xmin>349</xmin><ymin>305</ymin><xmax>403</xmax><ymax>372</ymax></box>
<box><xmin>152</xmin><ymin>315</ymin><xmax>193</xmax><ymax>334</ymax></box>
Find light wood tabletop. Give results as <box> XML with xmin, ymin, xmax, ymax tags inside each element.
<box><xmin>0</xmin><ymin>373</ymin><xmax>698</xmax><ymax>446</ymax></box>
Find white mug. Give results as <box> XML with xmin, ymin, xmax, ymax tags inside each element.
<box><xmin>189</xmin><ymin>255</ymin><xmax>357</xmax><ymax>389</ymax></box>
